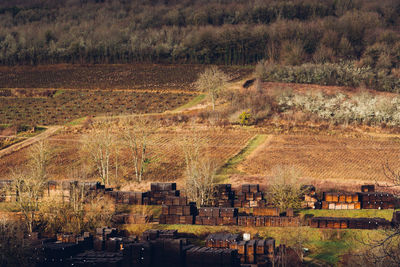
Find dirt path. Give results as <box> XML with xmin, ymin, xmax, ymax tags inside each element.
<box><xmin>0</xmin><ymin>126</ymin><xmax>61</xmax><ymax>159</ymax></box>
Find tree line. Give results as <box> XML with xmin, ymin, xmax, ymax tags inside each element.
<box><xmin>0</xmin><ymin>0</ymin><xmax>398</xmax><ymax>67</ymax></box>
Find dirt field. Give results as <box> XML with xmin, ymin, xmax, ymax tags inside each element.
<box><xmin>238</xmin><ymin>133</ymin><xmax>400</xmax><ymax>186</ymax></box>
<box><xmin>0</xmin><ymin>90</ymin><xmax>196</xmax><ymax>125</ymax></box>
<box><xmin>0</xmin><ymin>126</ymin><xmax>255</xmax><ymax>184</ymax></box>
<box><xmin>0</xmin><ymin>64</ymin><xmax>251</xmax><ymax>90</ymax></box>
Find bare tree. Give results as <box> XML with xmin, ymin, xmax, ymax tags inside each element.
<box><xmin>39</xmin><ymin>184</ymin><xmax>115</xmax><ymax>235</ymax></box>
<box><xmin>119</xmin><ymin>116</ymin><xmax>158</xmax><ymax>182</ymax></box>
<box><xmin>195</xmin><ymin>66</ymin><xmax>229</xmax><ymax>110</ymax></box>
<box><xmin>268</xmin><ymin>165</ymin><xmax>306</xmax><ymax>211</ymax></box>
<box><xmin>9</xmin><ymin>141</ymin><xmax>51</xmax><ymax>233</ymax></box>
<box><xmin>380</xmin><ymin>161</ymin><xmax>400</xmax><ymax>188</ymax></box>
<box><xmin>181</xmin><ymin>131</ymin><xmax>216</xmax><ymax>206</ymax></box>
<box><xmin>82</xmin><ymin>121</ymin><xmax>115</xmax><ymax>185</ymax></box>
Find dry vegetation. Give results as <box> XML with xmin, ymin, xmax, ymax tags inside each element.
<box><xmin>0</xmin><ymin>90</ymin><xmax>196</xmax><ymax>125</ymax></box>
<box><xmin>0</xmin><ymin>126</ymin><xmax>255</xmax><ymax>186</ymax></box>
<box><xmin>239</xmin><ymin>134</ymin><xmax>400</xmax><ymax>187</ymax></box>
<box><xmin>0</xmin><ymin>64</ymin><xmax>250</xmax><ymax>126</ymax></box>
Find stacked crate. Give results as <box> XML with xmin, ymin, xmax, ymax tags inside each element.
<box><xmin>148</xmin><ymin>183</ymin><xmax>180</xmax><ymax>205</ymax></box>
<box><xmin>67</xmin><ymin>250</ymin><xmax>124</xmax><ymax>266</ymax></box>
<box><xmin>214</xmin><ymin>184</ymin><xmax>235</xmax><ymax>207</ymax></box>
<box><xmin>301</xmin><ymin>185</ymin><xmax>318</xmax><ymax>209</ymax></box>
<box><xmin>310</xmin><ymin>217</ymin><xmax>392</xmax><ymax>229</ymax></box>
<box><xmin>205</xmin><ymin>233</ymin><xmax>240</xmax><ymax>248</ymax></box>
<box><xmin>234</xmin><ymin>184</ymin><xmax>266</xmax><ymax>208</ymax></box>
<box><xmin>110</xmin><ymin>191</ymin><xmax>148</xmax><ymax>205</ymax></box>
<box><xmin>159</xmin><ymin>200</ymin><xmax>197</xmax><ymax>225</ymax></box>
<box><xmin>185</xmin><ymin>246</ymin><xmax>241</xmax><ymax>267</ymax></box>
<box><xmin>321</xmin><ymin>192</ymin><xmax>361</xmax><ymax>210</ymax></box>
<box><xmin>359</xmin><ymin>192</ymin><xmax>395</xmax><ymax>209</ymax></box>
<box><xmin>195</xmin><ymin>207</ymin><xmax>238</xmax><ymax>226</ymax></box>
<box><xmin>392</xmin><ymin>211</ymin><xmax>400</xmax><ymax>226</ymax></box>
<box><xmin>237</xmin><ymin>216</ymin><xmax>300</xmax><ymax>227</ymax></box>
<box><xmin>361</xmin><ymin>184</ymin><xmax>375</xmax><ymax>192</ymax></box>
<box><xmin>230</xmin><ymin>239</ymin><xmax>275</xmax><ymax>264</ymax></box>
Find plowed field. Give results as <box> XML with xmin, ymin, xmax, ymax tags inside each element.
<box><xmin>239</xmin><ymin>134</ymin><xmax>400</xmax><ymax>182</ymax></box>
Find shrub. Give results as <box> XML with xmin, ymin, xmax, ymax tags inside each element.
<box><xmin>261</xmin><ymin>61</ymin><xmax>400</xmax><ymax>92</ymax></box>
<box><xmin>239</xmin><ymin>110</ymin><xmax>251</xmax><ymax>126</ymax></box>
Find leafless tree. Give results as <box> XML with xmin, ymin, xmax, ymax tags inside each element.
<box><xmin>380</xmin><ymin>161</ymin><xmax>400</xmax><ymax>188</ymax></box>
<box><xmin>195</xmin><ymin>66</ymin><xmax>229</xmax><ymax>110</ymax></box>
<box><xmin>180</xmin><ymin>131</ymin><xmax>216</xmax><ymax>206</ymax></box>
<box><xmin>9</xmin><ymin>141</ymin><xmax>51</xmax><ymax>233</ymax></box>
<box><xmin>82</xmin><ymin>121</ymin><xmax>115</xmax><ymax>185</ymax></box>
<box><xmin>268</xmin><ymin>165</ymin><xmax>306</xmax><ymax>211</ymax></box>
<box><xmin>39</xmin><ymin>182</ymin><xmax>115</xmax><ymax>235</ymax></box>
<box><xmin>119</xmin><ymin>116</ymin><xmax>158</xmax><ymax>182</ymax></box>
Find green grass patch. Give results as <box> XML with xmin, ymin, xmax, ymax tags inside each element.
<box><xmin>172</xmin><ymin>94</ymin><xmax>206</xmax><ymax>112</ymax></box>
<box><xmin>53</xmin><ymin>90</ymin><xmax>65</xmax><ymax>97</ymax></box>
<box><xmin>300</xmin><ymin>209</ymin><xmax>398</xmax><ymax>221</ymax></box>
<box><xmin>216</xmin><ymin>134</ymin><xmax>268</xmax><ymax>181</ymax></box>
<box><xmin>65</xmin><ymin>116</ymin><xmax>87</xmax><ymax>126</ymax></box>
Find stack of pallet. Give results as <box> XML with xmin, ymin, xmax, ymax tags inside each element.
<box><xmin>361</xmin><ymin>184</ymin><xmax>375</xmax><ymax>192</ymax></box>
<box><xmin>195</xmin><ymin>207</ymin><xmax>238</xmax><ymax>226</ymax></box>
<box><xmin>237</xmin><ymin>216</ymin><xmax>300</xmax><ymax>227</ymax></box>
<box><xmin>310</xmin><ymin>217</ymin><xmax>391</xmax><ymax>229</ymax></box>
<box><xmin>138</xmin><ymin>229</ymin><xmax>241</xmax><ymax>267</ymax></box>
<box><xmin>109</xmin><ymin>191</ymin><xmax>148</xmax><ymax>205</ymax></box>
<box><xmin>321</xmin><ymin>192</ymin><xmax>361</xmax><ymax>210</ymax></box>
<box><xmin>392</xmin><ymin>211</ymin><xmax>400</xmax><ymax>226</ymax></box>
<box><xmin>159</xmin><ymin>201</ymin><xmax>197</xmax><ymax>225</ymax></box>
<box><xmin>231</xmin><ymin>239</ymin><xmax>275</xmax><ymax>264</ymax></box>
<box><xmin>205</xmin><ymin>233</ymin><xmax>240</xmax><ymax>248</ymax></box>
<box><xmin>214</xmin><ymin>184</ymin><xmax>235</xmax><ymax>207</ymax></box>
<box><xmin>234</xmin><ymin>184</ymin><xmax>266</xmax><ymax>208</ymax></box>
<box><xmin>302</xmin><ymin>185</ymin><xmax>318</xmax><ymax>209</ymax></box>
<box><xmin>359</xmin><ymin>192</ymin><xmax>395</xmax><ymax>209</ymax></box>
<box><xmin>142</xmin><ymin>229</ymin><xmax>178</xmax><ymax>240</ymax></box>
<box><xmin>185</xmin><ymin>246</ymin><xmax>241</xmax><ymax>267</ymax></box>
<box><xmin>67</xmin><ymin>250</ymin><xmax>124</xmax><ymax>266</ymax></box>
<box><xmin>204</xmin><ymin>233</ymin><xmax>277</xmax><ymax>265</ymax></box>
<box><xmin>148</xmin><ymin>183</ymin><xmax>180</xmax><ymax>205</ymax></box>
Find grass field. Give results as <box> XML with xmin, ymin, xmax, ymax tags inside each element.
<box><xmin>238</xmin><ymin>133</ymin><xmax>400</xmax><ymax>186</ymax></box>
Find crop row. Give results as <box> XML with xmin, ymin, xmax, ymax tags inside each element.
<box><xmin>0</xmin><ymin>90</ymin><xmax>195</xmax><ymax>126</ymax></box>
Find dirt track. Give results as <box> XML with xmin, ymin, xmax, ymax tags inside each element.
<box><xmin>0</xmin><ymin>126</ymin><xmax>61</xmax><ymax>159</ymax></box>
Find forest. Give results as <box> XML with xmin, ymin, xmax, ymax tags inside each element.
<box><xmin>0</xmin><ymin>0</ymin><xmax>398</xmax><ymax>68</ymax></box>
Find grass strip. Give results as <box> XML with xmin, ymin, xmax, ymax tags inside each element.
<box><xmin>173</xmin><ymin>94</ymin><xmax>206</xmax><ymax>112</ymax></box>
<box><xmin>216</xmin><ymin>134</ymin><xmax>268</xmax><ymax>182</ymax></box>
<box><xmin>300</xmin><ymin>209</ymin><xmax>398</xmax><ymax>221</ymax></box>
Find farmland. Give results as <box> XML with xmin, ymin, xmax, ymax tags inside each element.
<box><xmin>0</xmin><ymin>127</ymin><xmax>256</xmax><ymax>185</ymax></box>
<box><xmin>0</xmin><ymin>64</ymin><xmax>251</xmax><ymax>90</ymax></box>
<box><xmin>0</xmin><ymin>89</ymin><xmax>196</xmax><ymax>125</ymax></box>
<box><xmin>0</xmin><ymin>64</ymin><xmax>251</xmax><ymax>126</ymax></box>
<box><xmin>238</xmin><ymin>133</ymin><xmax>400</xmax><ymax>187</ymax></box>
